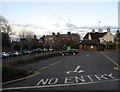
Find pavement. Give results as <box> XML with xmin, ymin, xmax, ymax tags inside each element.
<box><xmin>1</xmin><ymin>50</ymin><xmax>120</xmax><ymax>91</ymax></box>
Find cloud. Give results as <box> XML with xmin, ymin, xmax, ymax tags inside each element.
<box><xmin>51</xmin><ymin>14</ymin><xmax>64</xmax><ymax>20</ymax></box>
<box><xmin>57</xmin><ymin>16</ymin><xmax>64</xmax><ymax>20</ymax></box>
<box><xmin>65</xmin><ymin>23</ymin><xmax>80</xmax><ymax>30</ymax></box>
<box><xmin>53</xmin><ymin>23</ymin><xmax>61</xmax><ymax>27</ymax></box>
<box><xmin>12</xmin><ymin>24</ymin><xmax>45</xmax><ymax>29</ymax></box>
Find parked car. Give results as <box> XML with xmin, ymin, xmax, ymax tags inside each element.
<box><xmin>2</xmin><ymin>52</ymin><xmax>9</xmax><ymax>58</ymax></box>
<box><xmin>13</xmin><ymin>51</ymin><xmax>20</xmax><ymax>56</ymax></box>
<box><xmin>43</xmin><ymin>48</ymin><xmax>48</xmax><ymax>52</ymax></box>
<box><xmin>23</xmin><ymin>50</ymin><xmax>29</xmax><ymax>55</ymax></box>
<box><xmin>8</xmin><ymin>52</ymin><xmax>14</xmax><ymax>57</ymax></box>
<box><xmin>49</xmin><ymin>48</ymin><xmax>53</xmax><ymax>52</ymax></box>
<box><xmin>36</xmin><ymin>48</ymin><xmax>43</xmax><ymax>53</ymax></box>
<box><xmin>60</xmin><ymin>49</ymin><xmax>79</xmax><ymax>56</ymax></box>
<box><xmin>27</xmin><ymin>50</ymin><xmax>33</xmax><ymax>54</ymax></box>
<box><xmin>32</xmin><ymin>48</ymin><xmax>43</xmax><ymax>53</ymax></box>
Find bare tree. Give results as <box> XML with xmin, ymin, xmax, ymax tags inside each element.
<box><xmin>19</xmin><ymin>29</ymin><xmax>34</xmax><ymax>40</ymax></box>
<box><xmin>19</xmin><ymin>29</ymin><xmax>34</xmax><ymax>50</ymax></box>
<box><xmin>0</xmin><ymin>15</ymin><xmax>13</xmax><ymax>50</ymax></box>
<box><xmin>0</xmin><ymin>15</ymin><xmax>13</xmax><ymax>35</ymax></box>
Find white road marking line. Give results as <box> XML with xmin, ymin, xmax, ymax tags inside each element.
<box><xmin>100</xmin><ymin>52</ymin><xmax>119</xmax><ymax>67</ymax></box>
<box><xmin>35</xmin><ymin>56</ymin><xmax>73</xmax><ymax>73</ymax></box>
<box><xmin>2</xmin><ymin>72</ymin><xmax>40</xmax><ymax>85</ymax></box>
<box><xmin>2</xmin><ymin>79</ymin><xmax>120</xmax><ymax>91</ymax></box>
<box><xmin>35</xmin><ymin>66</ymin><xmax>50</xmax><ymax>73</ymax></box>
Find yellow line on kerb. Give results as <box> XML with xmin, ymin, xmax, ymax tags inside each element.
<box><xmin>2</xmin><ymin>56</ymin><xmax>73</xmax><ymax>85</ymax></box>
<box><xmin>100</xmin><ymin>52</ymin><xmax>119</xmax><ymax>67</ymax></box>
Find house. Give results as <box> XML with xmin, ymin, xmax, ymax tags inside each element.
<box><xmin>60</xmin><ymin>32</ymin><xmax>80</xmax><ymax>50</ymax></box>
<box><xmin>43</xmin><ymin>33</ymin><xmax>56</xmax><ymax>50</ymax></box>
<box><xmin>80</xmin><ymin>28</ymin><xmax>115</xmax><ymax>51</ymax></box>
<box><xmin>43</xmin><ymin>32</ymin><xmax>80</xmax><ymax>51</ymax></box>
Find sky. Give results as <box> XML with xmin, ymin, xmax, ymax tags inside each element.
<box><xmin>1</xmin><ymin>1</ymin><xmax>119</xmax><ymax>38</ymax></box>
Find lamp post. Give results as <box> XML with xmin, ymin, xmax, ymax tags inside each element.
<box><xmin>117</xmin><ymin>37</ymin><xmax>120</xmax><ymax>66</ymax></box>
<box><xmin>114</xmin><ymin>29</ymin><xmax>120</xmax><ymax>70</ymax></box>
<box><xmin>20</xmin><ymin>38</ymin><xmax>23</xmax><ymax>58</ymax></box>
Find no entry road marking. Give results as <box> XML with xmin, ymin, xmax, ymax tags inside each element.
<box><xmin>66</xmin><ymin>66</ymin><xmax>84</xmax><ymax>74</ymax></box>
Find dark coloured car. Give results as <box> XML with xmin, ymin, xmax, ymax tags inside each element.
<box><xmin>8</xmin><ymin>52</ymin><xmax>14</xmax><ymax>57</ymax></box>
<box><xmin>60</xmin><ymin>49</ymin><xmax>79</xmax><ymax>56</ymax></box>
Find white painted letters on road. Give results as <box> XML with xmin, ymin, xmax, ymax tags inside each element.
<box><xmin>37</xmin><ymin>78</ymin><xmax>58</xmax><ymax>86</ymax></box>
<box><xmin>64</xmin><ymin>77</ymin><xmax>74</xmax><ymax>84</ymax></box>
<box><xmin>85</xmin><ymin>75</ymin><xmax>94</xmax><ymax>82</ymax></box>
<box><xmin>36</xmin><ymin>73</ymin><xmax>116</xmax><ymax>86</ymax></box>
<box><xmin>104</xmin><ymin>73</ymin><xmax>115</xmax><ymax>79</ymax></box>
<box><xmin>94</xmin><ymin>74</ymin><xmax>108</xmax><ymax>81</ymax></box>
<box><xmin>37</xmin><ymin>79</ymin><xmax>49</xmax><ymax>86</ymax></box>
<box><xmin>75</xmin><ymin>76</ymin><xmax>86</xmax><ymax>82</ymax></box>
<box><xmin>48</xmin><ymin>78</ymin><xmax>58</xmax><ymax>85</ymax></box>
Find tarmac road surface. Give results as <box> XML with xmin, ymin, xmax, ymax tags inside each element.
<box><xmin>1</xmin><ymin>51</ymin><xmax>120</xmax><ymax>91</ymax></box>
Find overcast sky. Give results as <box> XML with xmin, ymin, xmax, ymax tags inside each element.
<box><xmin>1</xmin><ymin>1</ymin><xmax>119</xmax><ymax>37</ymax></box>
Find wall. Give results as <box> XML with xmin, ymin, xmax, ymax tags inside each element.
<box><xmin>101</xmin><ymin>32</ymin><xmax>114</xmax><ymax>42</ymax></box>
<box><xmin>79</xmin><ymin>45</ymin><xmax>97</xmax><ymax>51</ymax></box>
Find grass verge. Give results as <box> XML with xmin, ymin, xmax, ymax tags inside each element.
<box><xmin>2</xmin><ymin>65</ymin><xmax>33</xmax><ymax>82</ymax></box>
<box><xmin>11</xmin><ymin>52</ymin><xmax>60</xmax><ymax>65</ymax></box>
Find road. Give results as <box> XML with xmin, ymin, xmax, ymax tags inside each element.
<box><xmin>1</xmin><ymin>50</ymin><xmax>120</xmax><ymax>91</ymax></box>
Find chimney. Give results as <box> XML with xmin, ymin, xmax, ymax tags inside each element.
<box><xmin>98</xmin><ymin>29</ymin><xmax>103</xmax><ymax>33</ymax></box>
<box><xmin>92</xmin><ymin>29</ymin><xmax>95</xmax><ymax>33</ymax></box>
<box><xmin>57</xmin><ymin>32</ymin><xmax>60</xmax><ymax>35</ymax></box>
<box><xmin>107</xmin><ymin>27</ymin><xmax>111</xmax><ymax>32</ymax></box>
<box><xmin>117</xmin><ymin>29</ymin><xmax>120</xmax><ymax>34</ymax></box>
<box><xmin>52</xmin><ymin>32</ymin><xmax>55</xmax><ymax>35</ymax></box>
<box><xmin>67</xmin><ymin>32</ymin><xmax>71</xmax><ymax>35</ymax></box>
<box><xmin>34</xmin><ymin>35</ymin><xmax>37</xmax><ymax>39</ymax></box>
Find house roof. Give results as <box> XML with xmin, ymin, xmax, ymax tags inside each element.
<box><xmin>80</xmin><ymin>39</ymin><xmax>105</xmax><ymax>45</ymax></box>
<box><xmin>83</xmin><ymin>32</ymin><xmax>107</xmax><ymax>40</ymax></box>
<box><xmin>80</xmin><ymin>39</ymin><xmax>99</xmax><ymax>45</ymax></box>
<box><xmin>60</xmin><ymin>34</ymin><xmax>79</xmax><ymax>38</ymax></box>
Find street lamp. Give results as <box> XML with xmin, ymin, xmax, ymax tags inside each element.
<box><xmin>114</xmin><ymin>29</ymin><xmax>120</xmax><ymax>70</ymax></box>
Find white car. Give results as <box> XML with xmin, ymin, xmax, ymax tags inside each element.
<box><xmin>43</xmin><ymin>48</ymin><xmax>48</xmax><ymax>52</ymax></box>
<box><xmin>13</xmin><ymin>51</ymin><xmax>20</xmax><ymax>56</ymax></box>
<box><xmin>2</xmin><ymin>52</ymin><xmax>9</xmax><ymax>58</ymax></box>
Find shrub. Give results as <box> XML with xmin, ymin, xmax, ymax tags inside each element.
<box><xmin>11</xmin><ymin>52</ymin><xmax>59</xmax><ymax>65</ymax></box>
<box><xmin>34</xmin><ymin>52</ymin><xmax>59</xmax><ymax>60</ymax></box>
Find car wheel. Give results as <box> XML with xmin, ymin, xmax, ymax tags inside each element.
<box><xmin>73</xmin><ymin>53</ymin><xmax>76</xmax><ymax>55</ymax></box>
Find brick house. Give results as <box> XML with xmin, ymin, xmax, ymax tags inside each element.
<box><xmin>60</xmin><ymin>32</ymin><xmax>80</xmax><ymax>50</ymax></box>
<box><xmin>80</xmin><ymin>28</ymin><xmax>114</xmax><ymax>51</ymax></box>
<box><xmin>43</xmin><ymin>32</ymin><xmax>80</xmax><ymax>51</ymax></box>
